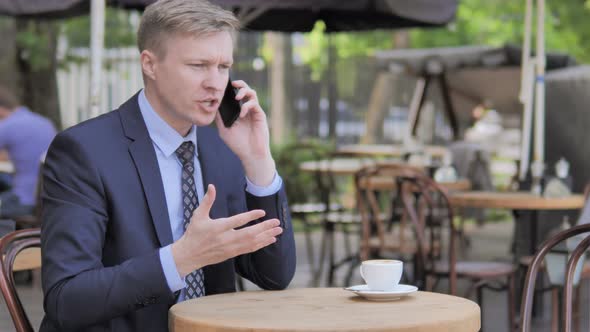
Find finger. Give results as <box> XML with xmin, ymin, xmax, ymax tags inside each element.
<box><xmin>231</xmin><ymin>80</ymin><xmax>248</xmax><ymax>89</ymax></box>
<box><xmin>235</xmin><ymin>87</ymin><xmax>249</xmax><ymax>101</ymax></box>
<box><xmin>236</xmin><ymin>87</ymin><xmax>257</xmax><ymax>102</ymax></box>
<box><xmin>234</xmin><ymin>226</ymin><xmax>281</xmax><ymax>255</ymax></box>
<box><xmin>193</xmin><ymin>184</ymin><xmax>216</xmax><ymax>219</ymax></box>
<box><xmin>251</xmin><ymin>233</ymin><xmax>279</xmax><ymax>252</ymax></box>
<box><xmin>254</xmin><ymin>225</ymin><xmax>283</xmax><ymax>241</ymax></box>
<box><xmin>238</xmin><ymin>218</ymin><xmax>280</xmax><ymax>237</ymax></box>
<box><xmin>239</xmin><ymin>99</ymin><xmax>260</xmax><ymax>118</ymax></box>
<box><xmin>221</xmin><ymin>209</ymin><xmax>267</xmax><ymax>230</ymax></box>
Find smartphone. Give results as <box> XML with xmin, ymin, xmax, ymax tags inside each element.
<box><xmin>218</xmin><ymin>78</ymin><xmax>243</xmax><ymax>128</ymax></box>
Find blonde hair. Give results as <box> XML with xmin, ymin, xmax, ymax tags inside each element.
<box><xmin>137</xmin><ymin>0</ymin><xmax>239</xmax><ymax>57</ymax></box>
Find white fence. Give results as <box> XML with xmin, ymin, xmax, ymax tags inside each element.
<box><xmin>57</xmin><ymin>48</ymin><xmax>144</xmax><ymax>129</ymax></box>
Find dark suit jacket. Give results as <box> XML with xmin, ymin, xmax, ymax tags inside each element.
<box><xmin>39</xmin><ymin>93</ymin><xmax>296</xmax><ymax>331</ymax></box>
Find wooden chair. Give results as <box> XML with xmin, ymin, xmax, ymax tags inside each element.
<box><xmin>0</xmin><ymin>228</ymin><xmax>41</xmax><ymax>332</ymax></box>
<box><xmin>517</xmin><ymin>182</ymin><xmax>590</xmax><ymax>331</ymax></box>
<box><xmin>275</xmin><ymin>142</ymin><xmax>353</xmax><ymax>286</ymax></box>
<box><xmin>520</xmin><ymin>223</ymin><xmax>590</xmax><ymax>332</ymax></box>
<box><xmin>356</xmin><ymin>164</ymin><xmax>428</xmax><ymax>261</ymax></box>
<box><xmin>391</xmin><ymin>170</ymin><xmax>515</xmax><ymax>332</ymax></box>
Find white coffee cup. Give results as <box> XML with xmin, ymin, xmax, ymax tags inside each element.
<box><xmin>359</xmin><ymin>259</ymin><xmax>403</xmax><ymax>291</ymax></box>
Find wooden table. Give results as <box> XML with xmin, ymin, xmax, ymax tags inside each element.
<box><xmin>169</xmin><ymin>288</ymin><xmax>480</xmax><ymax>332</ymax></box>
<box><xmin>449</xmin><ymin>191</ymin><xmax>585</xmax><ymax>211</ymax></box>
<box><xmin>11</xmin><ymin>248</ymin><xmax>41</xmax><ymax>271</ymax></box>
<box><xmin>449</xmin><ymin>191</ymin><xmax>585</xmax><ymax>252</ymax></box>
<box><xmin>0</xmin><ymin>161</ymin><xmax>14</xmax><ymax>174</ymax></box>
<box><xmin>300</xmin><ymin>159</ymin><xmax>470</xmax><ymax>191</ymax></box>
<box><xmin>359</xmin><ymin>176</ymin><xmax>471</xmax><ymax>192</ymax></box>
<box><xmin>337</xmin><ymin>144</ymin><xmax>448</xmax><ymax>159</ymax></box>
<box><xmin>449</xmin><ymin>191</ymin><xmax>585</xmax><ymax>314</ymax></box>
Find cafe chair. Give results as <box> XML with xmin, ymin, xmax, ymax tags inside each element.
<box><xmin>517</xmin><ymin>182</ymin><xmax>590</xmax><ymax>331</ymax></box>
<box><xmin>519</xmin><ymin>223</ymin><xmax>590</xmax><ymax>332</ymax></box>
<box><xmin>0</xmin><ymin>228</ymin><xmax>41</xmax><ymax>332</ymax></box>
<box><xmin>356</xmin><ymin>164</ymin><xmax>429</xmax><ymax>267</ymax></box>
<box><xmin>274</xmin><ymin>142</ymin><xmax>353</xmax><ymax>286</ymax></box>
<box><xmin>396</xmin><ymin>171</ymin><xmax>515</xmax><ymax>332</ymax></box>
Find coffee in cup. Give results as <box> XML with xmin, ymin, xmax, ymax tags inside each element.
<box><xmin>359</xmin><ymin>259</ymin><xmax>403</xmax><ymax>291</ymax></box>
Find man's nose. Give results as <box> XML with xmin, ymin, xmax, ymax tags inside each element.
<box><xmin>202</xmin><ymin>69</ymin><xmax>227</xmax><ymax>91</ymax></box>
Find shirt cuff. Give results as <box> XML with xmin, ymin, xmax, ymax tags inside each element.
<box><xmin>158</xmin><ymin>245</ymin><xmax>186</xmax><ymax>292</ymax></box>
<box><xmin>246</xmin><ymin>173</ymin><xmax>283</xmax><ymax>197</ymax></box>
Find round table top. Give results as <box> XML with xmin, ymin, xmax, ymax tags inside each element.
<box><xmin>358</xmin><ymin>176</ymin><xmax>471</xmax><ymax>192</ymax></box>
<box><xmin>12</xmin><ymin>248</ymin><xmax>41</xmax><ymax>272</ymax></box>
<box><xmin>300</xmin><ymin>158</ymin><xmax>426</xmax><ymax>176</ymax></box>
<box><xmin>299</xmin><ymin>159</ymin><xmax>470</xmax><ymax>191</ymax></box>
<box><xmin>299</xmin><ymin>158</ymin><xmax>381</xmax><ymax>175</ymax></box>
<box><xmin>169</xmin><ymin>288</ymin><xmax>480</xmax><ymax>332</ymax></box>
<box><xmin>337</xmin><ymin>144</ymin><xmax>448</xmax><ymax>158</ymax></box>
<box><xmin>449</xmin><ymin>191</ymin><xmax>585</xmax><ymax>210</ymax></box>
<box><xmin>0</xmin><ymin>160</ymin><xmax>14</xmax><ymax>173</ymax></box>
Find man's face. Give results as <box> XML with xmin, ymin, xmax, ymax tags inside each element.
<box><xmin>142</xmin><ymin>31</ymin><xmax>233</xmax><ymax>133</ymax></box>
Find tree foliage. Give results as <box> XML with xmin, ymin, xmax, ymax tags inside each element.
<box><xmin>61</xmin><ymin>8</ymin><xmax>137</xmax><ymax>49</ymax></box>
<box><xmin>293</xmin><ymin>0</ymin><xmax>590</xmax><ymax>76</ymax></box>
<box><xmin>410</xmin><ymin>0</ymin><xmax>590</xmax><ymax>62</ymax></box>
<box><xmin>292</xmin><ymin>22</ymin><xmax>394</xmax><ymax>81</ymax></box>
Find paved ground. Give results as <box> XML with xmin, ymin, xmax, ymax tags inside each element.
<box><xmin>1</xmin><ymin>220</ymin><xmax>588</xmax><ymax>331</ymax></box>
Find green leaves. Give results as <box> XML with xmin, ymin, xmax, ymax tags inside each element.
<box><xmin>16</xmin><ymin>21</ymin><xmax>56</xmax><ymax>71</ymax></box>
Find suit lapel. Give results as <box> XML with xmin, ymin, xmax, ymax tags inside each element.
<box><xmin>119</xmin><ymin>93</ymin><xmax>173</xmax><ymax>247</ymax></box>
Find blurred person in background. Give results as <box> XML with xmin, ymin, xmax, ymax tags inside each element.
<box><xmin>0</xmin><ymin>86</ymin><xmax>56</xmax><ymax>223</ymax></box>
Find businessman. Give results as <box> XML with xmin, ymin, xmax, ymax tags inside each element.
<box><xmin>40</xmin><ymin>0</ymin><xmax>296</xmax><ymax>331</ymax></box>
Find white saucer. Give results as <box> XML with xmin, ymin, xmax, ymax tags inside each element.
<box><xmin>344</xmin><ymin>284</ymin><xmax>418</xmax><ymax>301</ymax></box>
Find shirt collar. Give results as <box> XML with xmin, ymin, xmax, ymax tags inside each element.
<box><xmin>138</xmin><ymin>89</ymin><xmax>197</xmax><ymax>158</ymax></box>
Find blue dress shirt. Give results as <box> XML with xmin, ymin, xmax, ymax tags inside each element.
<box><xmin>0</xmin><ymin>107</ymin><xmax>56</xmax><ymax>205</ymax></box>
<box><xmin>138</xmin><ymin>90</ymin><xmax>282</xmax><ymax>301</ymax></box>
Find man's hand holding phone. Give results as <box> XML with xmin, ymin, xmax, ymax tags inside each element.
<box><xmin>216</xmin><ymin>79</ymin><xmax>276</xmax><ymax>187</ymax></box>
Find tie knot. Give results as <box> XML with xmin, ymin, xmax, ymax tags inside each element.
<box><xmin>175</xmin><ymin>141</ymin><xmax>195</xmax><ymax>166</ymax></box>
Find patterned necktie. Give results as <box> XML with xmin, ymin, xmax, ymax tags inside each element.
<box><xmin>175</xmin><ymin>141</ymin><xmax>205</xmax><ymax>299</ymax></box>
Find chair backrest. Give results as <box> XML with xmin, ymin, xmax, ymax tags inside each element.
<box><xmin>397</xmin><ymin>171</ymin><xmax>457</xmax><ymax>295</ymax></box>
<box><xmin>354</xmin><ymin>164</ymin><xmax>457</xmax><ymax>294</ymax></box>
<box><xmin>519</xmin><ymin>223</ymin><xmax>590</xmax><ymax>332</ymax></box>
<box><xmin>0</xmin><ymin>228</ymin><xmax>41</xmax><ymax>332</ymax></box>
<box><xmin>355</xmin><ymin>164</ymin><xmax>422</xmax><ymax>260</ymax></box>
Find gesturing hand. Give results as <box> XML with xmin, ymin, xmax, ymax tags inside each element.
<box><xmin>171</xmin><ymin>184</ymin><xmax>283</xmax><ymax>277</ymax></box>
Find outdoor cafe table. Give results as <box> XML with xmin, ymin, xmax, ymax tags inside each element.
<box><xmin>337</xmin><ymin>144</ymin><xmax>448</xmax><ymax>159</ymax></box>
<box><xmin>299</xmin><ymin>158</ymin><xmax>471</xmax><ymax>191</ymax></box>
<box><xmin>13</xmin><ymin>248</ymin><xmax>41</xmax><ymax>271</ymax></box>
<box><xmin>0</xmin><ymin>161</ymin><xmax>14</xmax><ymax>173</ymax></box>
<box><xmin>169</xmin><ymin>288</ymin><xmax>481</xmax><ymax>332</ymax></box>
<box><xmin>448</xmin><ymin>191</ymin><xmax>585</xmax><ymax>255</ymax></box>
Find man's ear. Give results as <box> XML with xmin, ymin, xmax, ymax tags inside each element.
<box><xmin>140</xmin><ymin>50</ymin><xmax>158</xmax><ymax>81</ymax></box>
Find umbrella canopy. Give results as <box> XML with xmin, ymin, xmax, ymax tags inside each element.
<box><xmin>0</xmin><ymin>0</ymin><xmax>87</xmax><ymax>18</ymax></box>
<box><xmin>0</xmin><ymin>0</ymin><xmax>457</xmax><ymax>31</ymax></box>
<box><xmin>374</xmin><ymin>44</ymin><xmax>575</xmax><ymax>134</ymax></box>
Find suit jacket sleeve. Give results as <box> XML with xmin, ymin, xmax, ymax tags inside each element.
<box><xmin>231</xmin><ymin>172</ymin><xmax>296</xmax><ymax>290</ymax></box>
<box><xmin>41</xmin><ymin>131</ymin><xmax>174</xmax><ymax>331</ymax></box>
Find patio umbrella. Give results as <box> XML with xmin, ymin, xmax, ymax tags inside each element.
<box><xmin>0</xmin><ymin>0</ymin><xmax>458</xmax><ymax>131</ymax></box>
<box><xmin>0</xmin><ymin>0</ymin><xmax>457</xmax><ymax>29</ymax></box>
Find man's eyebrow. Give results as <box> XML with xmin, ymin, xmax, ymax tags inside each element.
<box><xmin>184</xmin><ymin>59</ymin><xmax>233</xmax><ymax>65</ymax></box>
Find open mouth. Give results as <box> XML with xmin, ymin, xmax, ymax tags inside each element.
<box><xmin>199</xmin><ymin>99</ymin><xmax>220</xmax><ymax>110</ymax></box>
